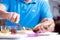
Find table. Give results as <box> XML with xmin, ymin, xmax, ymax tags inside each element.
<box><xmin>0</xmin><ymin>32</ymin><xmax>60</xmax><ymax>40</ymax></box>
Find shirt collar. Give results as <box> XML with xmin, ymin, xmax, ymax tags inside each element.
<box><xmin>20</xmin><ymin>0</ymin><xmax>36</xmax><ymax>4</ymax></box>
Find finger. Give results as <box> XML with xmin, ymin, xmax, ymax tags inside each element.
<box><xmin>36</xmin><ymin>29</ymin><xmax>42</xmax><ymax>33</ymax></box>
<box><xmin>40</xmin><ymin>26</ymin><xmax>47</xmax><ymax>33</ymax></box>
<box><xmin>34</xmin><ymin>24</ymin><xmax>41</xmax><ymax>29</ymax></box>
<box><xmin>14</xmin><ymin>14</ymin><xmax>20</xmax><ymax>23</ymax></box>
<box><xmin>37</xmin><ymin>26</ymin><xmax>47</xmax><ymax>33</ymax></box>
<box><xmin>36</xmin><ymin>25</ymin><xmax>43</xmax><ymax>33</ymax></box>
<box><xmin>40</xmin><ymin>28</ymin><xmax>47</xmax><ymax>33</ymax></box>
<box><xmin>10</xmin><ymin>12</ymin><xmax>17</xmax><ymax>22</ymax></box>
<box><xmin>33</xmin><ymin>26</ymin><xmax>40</xmax><ymax>33</ymax></box>
<box><xmin>33</xmin><ymin>24</ymin><xmax>43</xmax><ymax>33</ymax></box>
<box><xmin>7</xmin><ymin>12</ymin><xmax>13</xmax><ymax>20</ymax></box>
<box><xmin>47</xmin><ymin>23</ymin><xmax>55</xmax><ymax>32</ymax></box>
<box><xmin>33</xmin><ymin>25</ymin><xmax>43</xmax><ymax>33</ymax></box>
<box><xmin>37</xmin><ymin>28</ymin><xmax>46</xmax><ymax>33</ymax></box>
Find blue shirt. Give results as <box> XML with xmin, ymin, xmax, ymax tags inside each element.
<box><xmin>0</xmin><ymin>0</ymin><xmax>53</xmax><ymax>29</ymax></box>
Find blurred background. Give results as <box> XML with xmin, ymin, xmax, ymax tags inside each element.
<box><xmin>49</xmin><ymin>0</ymin><xmax>60</xmax><ymax>34</ymax></box>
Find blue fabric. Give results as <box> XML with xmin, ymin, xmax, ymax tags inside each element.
<box><xmin>0</xmin><ymin>0</ymin><xmax>53</xmax><ymax>29</ymax></box>
<box><xmin>0</xmin><ymin>0</ymin><xmax>9</xmax><ymax>11</ymax></box>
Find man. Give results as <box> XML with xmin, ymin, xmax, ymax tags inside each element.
<box><xmin>0</xmin><ymin>0</ymin><xmax>55</xmax><ymax>33</ymax></box>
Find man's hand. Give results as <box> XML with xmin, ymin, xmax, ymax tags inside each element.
<box><xmin>7</xmin><ymin>12</ymin><xmax>20</xmax><ymax>23</ymax></box>
<box><xmin>0</xmin><ymin>4</ymin><xmax>20</xmax><ymax>23</ymax></box>
<box><xmin>0</xmin><ymin>10</ymin><xmax>20</xmax><ymax>23</ymax></box>
<box><xmin>33</xmin><ymin>18</ymin><xmax>55</xmax><ymax>33</ymax></box>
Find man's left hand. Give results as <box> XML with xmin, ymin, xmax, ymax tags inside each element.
<box><xmin>33</xmin><ymin>18</ymin><xmax>55</xmax><ymax>33</ymax></box>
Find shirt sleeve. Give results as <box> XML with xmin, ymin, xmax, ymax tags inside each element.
<box><xmin>0</xmin><ymin>0</ymin><xmax>9</xmax><ymax>11</ymax></box>
<box><xmin>40</xmin><ymin>0</ymin><xmax>53</xmax><ymax>20</ymax></box>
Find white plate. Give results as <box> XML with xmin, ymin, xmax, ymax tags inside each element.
<box><xmin>39</xmin><ymin>32</ymin><xmax>58</xmax><ymax>36</ymax></box>
<box><xmin>0</xmin><ymin>32</ymin><xmax>26</xmax><ymax>39</ymax></box>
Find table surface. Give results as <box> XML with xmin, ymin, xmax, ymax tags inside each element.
<box><xmin>0</xmin><ymin>32</ymin><xmax>60</xmax><ymax>40</ymax></box>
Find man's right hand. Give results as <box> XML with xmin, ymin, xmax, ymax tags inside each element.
<box><xmin>7</xmin><ymin>12</ymin><xmax>20</xmax><ymax>23</ymax></box>
<box><xmin>0</xmin><ymin>10</ymin><xmax>20</xmax><ymax>23</ymax></box>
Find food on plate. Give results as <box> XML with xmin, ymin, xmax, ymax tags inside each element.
<box><xmin>10</xmin><ymin>28</ymin><xmax>17</xmax><ymax>34</ymax></box>
<box><xmin>24</xmin><ymin>30</ymin><xmax>34</xmax><ymax>34</ymax></box>
<box><xmin>24</xmin><ymin>28</ymin><xmax>32</xmax><ymax>30</ymax></box>
<box><xmin>1</xmin><ymin>30</ymin><xmax>9</xmax><ymax>34</ymax></box>
<box><xmin>17</xmin><ymin>30</ymin><xmax>26</xmax><ymax>34</ymax></box>
<box><xmin>17</xmin><ymin>28</ymin><xmax>34</xmax><ymax>34</ymax></box>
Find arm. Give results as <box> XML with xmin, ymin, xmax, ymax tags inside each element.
<box><xmin>0</xmin><ymin>4</ymin><xmax>6</xmax><ymax>11</ymax></box>
<box><xmin>0</xmin><ymin>4</ymin><xmax>8</xmax><ymax>19</ymax></box>
<box><xmin>33</xmin><ymin>0</ymin><xmax>55</xmax><ymax>33</ymax></box>
<box><xmin>0</xmin><ymin>2</ymin><xmax>20</xmax><ymax>23</ymax></box>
